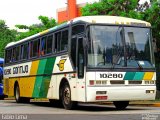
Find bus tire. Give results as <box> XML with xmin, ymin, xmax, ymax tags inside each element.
<box><xmin>113</xmin><ymin>101</ymin><xmax>129</xmax><ymax>110</ymax></box>
<box><xmin>61</xmin><ymin>83</ymin><xmax>77</xmax><ymax>110</ymax></box>
<box><xmin>15</xmin><ymin>84</ymin><xmax>22</xmax><ymax>103</ymax></box>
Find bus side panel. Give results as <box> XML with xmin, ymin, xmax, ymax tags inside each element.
<box><xmin>19</xmin><ymin>60</ymin><xmax>40</xmax><ymax>98</ymax></box>
<box><xmin>3</xmin><ymin>78</ymin><xmax>9</xmax><ymax>96</ymax></box>
<box><xmin>8</xmin><ymin>78</ymin><xmax>17</xmax><ymax>97</ymax></box>
<box><xmin>47</xmin><ymin>56</ymin><xmax>78</xmax><ymax>100</ymax></box>
<box><xmin>47</xmin><ymin>75</ymin><xmax>57</xmax><ymax>99</ymax></box>
<box><xmin>19</xmin><ymin>77</ymin><xmax>36</xmax><ymax>97</ymax></box>
<box><xmin>32</xmin><ymin>57</ymin><xmax>55</xmax><ymax>98</ymax></box>
<box><xmin>3</xmin><ymin>62</ymin><xmax>33</xmax><ymax>97</ymax></box>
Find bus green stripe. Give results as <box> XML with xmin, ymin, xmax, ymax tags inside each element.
<box><xmin>39</xmin><ymin>57</ymin><xmax>56</xmax><ymax>97</ymax></box>
<box><xmin>32</xmin><ymin>57</ymin><xmax>56</xmax><ymax>98</ymax></box>
<box><xmin>124</xmin><ymin>72</ymin><xmax>146</xmax><ymax>80</ymax></box>
<box><xmin>32</xmin><ymin>59</ymin><xmax>47</xmax><ymax>98</ymax></box>
<box><xmin>124</xmin><ymin>72</ymin><xmax>136</xmax><ymax>80</ymax></box>
<box><xmin>133</xmin><ymin>72</ymin><xmax>145</xmax><ymax>80</ymax></box>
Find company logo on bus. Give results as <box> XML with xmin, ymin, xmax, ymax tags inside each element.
<box><xmin>57</xmin><ymin>59</ymin><xmax>66</xmax><ymax>71</ymax></box>
<box><xmin>100</xmin><ymin>73</ymin><xmax>123</xmax><ymax>78</ymax></box>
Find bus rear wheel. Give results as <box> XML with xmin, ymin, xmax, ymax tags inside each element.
<box><xmin>113</xmin><ymin>101</ymin><xmax>129</xmax><ymax>110</ymax></box>
<box><xmin>15</xmin><ymin>84</ymin><xmax>22</xmax><ymax>103</ymax></box>
<box><xmin>61</xmin><ymin>83</ymin><xmax>77</xmax><ymax>110</ymax></box>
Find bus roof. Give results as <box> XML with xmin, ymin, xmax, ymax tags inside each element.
<box><xmin>6</xmin><ymin>16</ymin><xmax>151</xmax><ymax>49</ymax></box>
<box><xmin>72</xmin><ymin>16</ymin><xmax>151</xmax><ymax>26</ymax></box>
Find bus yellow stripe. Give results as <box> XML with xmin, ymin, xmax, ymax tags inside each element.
<box><xmin>143</xmin><ymin>72</ymin><xmax>154</xmax><ymax>80</ymax></box>
<box><xmin>20</xmin><ymin>60</ymin><xmax>40</xmax><ymax>97</ymax></box>
<box><xmin>30</xmin><ymin>60</ymin><xmax>39</xmax><ymax>75</ymax></box>
<box><xmin>40</xmin><ymin>30</ymin><xmax>49</xmax><ymax>35</ymax></box>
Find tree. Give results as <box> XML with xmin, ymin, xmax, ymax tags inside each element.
<box><xmin>38</xmin><ymin>15</ymin><xmax>56</xmax><ymax>29</ymax></box>
<box><xmin>144</xmin><ymin>1</ymin><xmax>160</xmax><ymax>49</ymax></box>
<box><xmin>16</xmin><ymin>16</ymin><xmax>57</xmax><ymax>40</ymax></box>
<box><xmin>82</xmin><ymin>0</ymin><xmax>143</xmax><ymax>19</ymax></box>
<box><xmin>0</xmin><ymin>20</ymin><xmax>17</xmax><ymax>57</ymax></box>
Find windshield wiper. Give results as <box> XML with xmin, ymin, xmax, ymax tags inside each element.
<box><xmin>127</xmin><ymin>49</ymin><xmax>143</xmax><ymax>69</ymax></box>
<box><xmin>136</xmin><ymin>61</ymin><xmax>143</xmax><ymax>69</ymax></box>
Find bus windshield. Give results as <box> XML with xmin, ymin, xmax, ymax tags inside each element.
<box><xmin>88</xmin><ymin>25</ymin><xmax>154</xmax><ymax>69</ymax></box>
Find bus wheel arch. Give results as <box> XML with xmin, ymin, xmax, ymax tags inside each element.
<box><xmin>59</xmin><ymin>78</ymin><xmax>77</xmax><ymax>110</ymax></box>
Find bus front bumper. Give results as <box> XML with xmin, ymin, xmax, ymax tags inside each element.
<box><xmin>86</xmin><ymin>85</ymin><xmax>156</xmax><ymax>102</ymax></box>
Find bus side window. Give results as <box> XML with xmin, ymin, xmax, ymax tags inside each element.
<box><xmin>21</xmin><ymin>43</ymin><xmax>29</xmax><ymax>60</ymax></box>
<box><xmin>25</xmin><ymin>43</ymin><xmax>29</xmax><ymax>59</ymax></box>
<box><xmin>70</xmin><ymin>37</ymin><xmax>77</xmax><ymax>69</ymax></box>
<box><xmin>30</xmin><ymin>42</ymin><xmax>33</xmax><ymax>58</ymax></box>
<box><xmin>16</xmin><ymin>46</ymin><xmax>20</xmax><ymax>61</ymax></box>
<box><xmin>77</xmin><ymin>37</ymin><xmax>84</xmax><ymax>78</ymax></box>
<box><xmin>41</xmin><ymin>37</ymin><xmax>47</xmax><ymax>56</ymax></box>
<box><xmin>20</xmin><ymin>45</ymin><xmax>24</xmax><ymax>60</ymax></box>
<box><xmin>61</xmin><ymin>30</ymin><xmax>68</xmax><ymax>51</ymax></box>
<box><xmin>46</xmin><ymin>35</ymin><xmax>53</xmax><ymax>54</ymax></box>
<box><xmin>30</xmin><ymin>39</ymin><xmax>40</xmax><ymax>58</ymax></box>
<box><xmin>5</xmin><ymin>49</ymin><xmax>12</xmax><ymax>63</ymax></box>
<box><xmin>72</xmin><ymin>25</ymin><xmax>85</xmax><ymax>35</ymax></box>
<box><xmin>55</xmin><ymin>32</ymin><xmax>61</xmax><ymax>52</ymax></box>
<box><xmin>12</xmin><ymin>47</ymin><xmax>16</xmax><ymax>62</ymax></box>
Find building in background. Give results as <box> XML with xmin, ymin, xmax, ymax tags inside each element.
<box><xmin>57</xmin><ymin>0</ymin><xmax>86</xmax><ymax>23</ymax></box>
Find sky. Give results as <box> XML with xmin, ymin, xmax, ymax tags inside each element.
<box><xmin>0</xmin><ymin>0</ymin><xmax>98</xmax><ymax>29</ymax></box>
<box><xmin>0</xmin><ymin>0</ymin><xmax>150</xmax><ymax>29</ymax></box>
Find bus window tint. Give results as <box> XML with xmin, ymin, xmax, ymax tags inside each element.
<box><xmin>46</xmin><ymin>35</ymin><xmax>53</xmax><ymax>54</ymax></box>
<box><xmin>61</xmin><ymin>30</ymin><xmax>68</xmax><ymax>51</ymax></box>
<box><xmin>12</xmin><ymin>48</ymin><xmax>16</xmax><ymax>62</ymax></box>
<box><xmin>41</xmin><ymin>37</ymin><xmax>47</xmax><ymax>56</ymax></box>
<box><xmin>31</xmin><ymin>39</ymin><xmax>40</xmax><ymax>58</ymax></box>
<box><xmin>21</xmin><ymin>43</ymin><xmax>29</xmax><ymax>60</ymax></box>
<box><xmin>72</xmin><ymin>25</ymin><xmax>85</xmax><ymax>35</ymax></box>
<box><xmin>71</xmin><ymin>37</ymin><xmax>77</xmax><ymax>68</ymax></box>
<box><xmin>16</xmin><ymin>46</ymin><xmax>20</xmax><ymax>61</ymax></box>
<box><xmin>5</xmin><ymin>49</ymin><xmax>12</xmax><ymax>63</ymax></box>
<box><xmin>55</xmin><ymin>32</ymin><xmax>61</xmax><ymax>52</ymax></box>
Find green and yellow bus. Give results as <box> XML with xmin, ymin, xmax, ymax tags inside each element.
<box><xmin>3</xmin><ymin>16</ymin><xmax>156</xmax><ymax>110</ymax></box>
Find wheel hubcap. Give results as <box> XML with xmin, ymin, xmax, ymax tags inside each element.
<box><xmin>63</xmin><ymin>87</ymin><xmax>70</xmax><ymax>104</ymax></box>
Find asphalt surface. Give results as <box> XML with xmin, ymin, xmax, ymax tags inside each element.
<box><xmin>0</xmin><ymin>100</ymin><xmax>159</xmax><ymax>120</ymax></box>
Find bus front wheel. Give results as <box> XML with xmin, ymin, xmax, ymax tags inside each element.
<box><xmin>61</xmin><ymin>83</ymin><xmax>77</xmax><ymax>110</ymax></box>
<box><xmin>113</xmin><ymin>101</ymin><xmax>129</xmax><ymax>110</ymax></box>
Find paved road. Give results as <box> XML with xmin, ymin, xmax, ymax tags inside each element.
<box><xmin>0</xmin><ymin>100</ymin><xmax>159</xmax><ymax>120</ymax></box>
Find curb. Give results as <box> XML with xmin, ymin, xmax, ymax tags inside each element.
<box><xmin>129</xmin><ymin>103</ymin><xmax>160</xmax><ymax>107</ymax></box>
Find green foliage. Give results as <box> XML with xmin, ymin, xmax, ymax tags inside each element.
<box><xmin>38</xmin><ymin>16</ymin><xmax>56</xmax><ymax>29</ymax></box>
<box><xmin>0</xmin><ymin>16</ymin><xmax>58</xmax><ymax>56</ymax></box>
<box><xmin>82</xmin><ymin>0</ymin><xmax>141</xmax><ymax>19</ymax></box>
<box><xmin>0</xmin><ymin>20</ymin><xmax>17</xmax><ymax>57</ymax></box>
<box><xmin>16</xmin><ymin>15</ymin><xmax>57</xmax><ymax>40</ymax></box>
<box><xmin>144</xmin><ymin>2</ymin><xmax>160</xmax><ymax>43</ymax></box>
